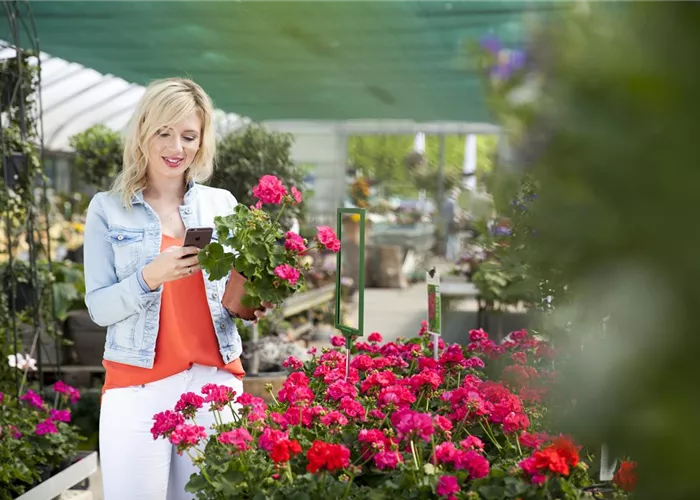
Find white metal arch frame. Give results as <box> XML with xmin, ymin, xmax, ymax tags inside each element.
<box><xmin>0</xmin><ymin>45</ymin><xmax>245</xmax><ymax>152</ymax></box>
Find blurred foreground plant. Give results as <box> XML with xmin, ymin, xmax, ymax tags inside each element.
<box><xmin>478</xmin><ymin>3</ymin><xmax>700</xmax><ymax>499</ymax></box>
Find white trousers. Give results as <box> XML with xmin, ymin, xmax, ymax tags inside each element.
<box><xmin>99</xmin><ymin>364</ymin><xmax>243</xmax><ymax>500</ymax></box>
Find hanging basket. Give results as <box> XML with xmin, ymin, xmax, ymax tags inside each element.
<box><xmin>221</xmin><ymin>270</ymin><xmax>263</xmax><ymax>321</ymax></box>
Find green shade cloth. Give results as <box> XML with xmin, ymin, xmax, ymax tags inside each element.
<box><xmin>29</xmin><ymin>1</ymin><xmax>558</xmax><ymax>122</ymax></box>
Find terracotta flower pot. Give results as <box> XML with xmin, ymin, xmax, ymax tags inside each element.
<box><xmin>222</xmin><ymin>269</ymin><xmax>263</xmax><ymax>321</ymax></box>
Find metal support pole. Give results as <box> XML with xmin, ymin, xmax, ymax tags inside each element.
<box><xmin>250</xmin><ymin>323</ymin><xmax>259</xmax><ymax>375</ymax></box>
<box><xmin>436</xmin><ymin>134</ymin><xmax>446</xmax><ymax>256</ymax></box>
<box><xmin>345</xmin><ymin>347</ymin><xmax>350</xmax><ymax>381</ymax></box>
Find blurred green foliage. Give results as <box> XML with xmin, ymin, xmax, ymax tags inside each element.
<box><xmin>69</xmin><ymin>124</ymin><xmax>123</xmax><ymax>191</ymax></box>
<box><xmin>210</xmin><ymin>124</ymin><xmax>306</xmax><ymax>229</ymax></box>
<box><xmin>348</xmin><ymin>134</ymin><xmax>497</xmax><ymax>199</ymax></box>
<box><xmin>484</xmin><ymin>3</ymin><xmax>700</xmax><ymax>498</ymax></box>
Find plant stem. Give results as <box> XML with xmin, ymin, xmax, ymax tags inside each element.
<box><xmin>273</xmin><ymin>201</ymin><xmax>288</xmax><ymax>227</ymax></box>
<box><xmin>410</xmin><ymin>439</ymin><xmax>421</xmax><ymax>471</ymax></box>
<box><xmin>341</xmin><ymin>474</ymin><xmax>355</xmax><ymax>500</ymax></box>
<box><xmin>480</xmin><ymin>419</ymin><xmax>502</xmax><ymax>451</ymax></box>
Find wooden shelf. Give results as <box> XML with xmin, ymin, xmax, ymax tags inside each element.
<box><xmin>282</xmin><ymin>284</ymin><xmax>335</xmax><ymax>318</ymax></box>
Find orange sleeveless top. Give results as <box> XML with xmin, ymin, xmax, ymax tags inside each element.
<box><xmin>102</xmin><ymin>234</ymin><xmax>245</xmax><ymax>393</ymax></box>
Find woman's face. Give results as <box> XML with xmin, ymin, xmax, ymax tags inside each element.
<box><xmin>147</xmin><ymin>111</ymin><xmax>202</xmax><ymax>182</ymax></box>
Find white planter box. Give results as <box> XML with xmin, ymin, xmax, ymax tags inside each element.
<box><xmin>16</xmin><ymin>452</ymin><xmax>98</xmax><ymax>500</ymax></box>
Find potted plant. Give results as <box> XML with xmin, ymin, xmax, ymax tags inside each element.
<box><xmin>0</xmin><ymin>379</ymin><xmax>86</xmax><ymax>498</ymax></box>
<box><xmin>198</xmin><ymin>175</ymin><xmax>340</xmax><ymax>321</ymax></box>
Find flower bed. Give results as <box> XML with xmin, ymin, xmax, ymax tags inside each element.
<box><xmin>0</xmin><ymin>381</ymin><xmax>84</xmax><ymax>499</ymax></box>
<box><xmin>152</xmin><ymin>325</ymin><xmax>636</xmax><ymax>499</ymax></box>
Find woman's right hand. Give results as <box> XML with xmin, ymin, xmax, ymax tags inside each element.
<box><xmin>141</xmin><ymin>246</ymin><xmax>200</xmax><ymax>291</ymax></box>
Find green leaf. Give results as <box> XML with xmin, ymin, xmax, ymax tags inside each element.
<box><xmin>198</xmin><ymin>242</ymin><xmax>235</xmax><ymax>281</ymax></box>
<box><xmin>184</xmin><ymin>473</ymin><xmax>209</xmax><ymax>493</ymax></box>
<box><xmin>477</xmin><ymin>485</ymin><xmax>506</xmax><ymax>500</ymax></box>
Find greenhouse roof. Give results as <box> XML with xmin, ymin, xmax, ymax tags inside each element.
<box><xmin>27</xmin><ymin>1</ymin><xmax>559</xmax><ymax>127</ymax></box>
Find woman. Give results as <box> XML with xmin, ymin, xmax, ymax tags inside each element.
<box><xmin>83</xmin><ymin>78</ymin><xmax>271</xmax><ymax>499</ymax></box>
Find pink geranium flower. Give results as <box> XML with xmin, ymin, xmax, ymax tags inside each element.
<box><xmin>201</xmin><ymin>383</ymin><xmax>236</xmax><ymax>411</ymax></box>
<box><xmin>35</xmin><ymin>419</ymin><xmax>58</xmax><ymax>436</ymax></box>
<box><xmin>174</xmin><ymin>392</ymin><xmax>205</xmax><ymax>418</ymax></box>
<box><xmin>315</xmin><ymin>226</ymin><xmax>341</xmax><ymax>252</ymax></box>
<box><xmin>367</xmin><ymin>332</ymin><xmax>383</xmax><ymax>343</ymax></box>
<box><xmin>274</xmin><ymin>264</ymin><xmax>300</xmax><ymax>286</ymax></box>
<box><xmin>252</xmin><ymin>175</ymin><xmax>287</xmax><ymax>205</ymax></box>
<box><xmin>330</xmin><ymin>335</ymin><xmax>346</xmax><ymax>347</ymax></box>
<box><xmin>259</xmin><ymin>427</ymin><xmax>288</xmax><ymax>451</ymax></box>
<box><xmin>20</xmin><ymin>390</ymin><xmax>44</xmax><ymax>410</ymax></box>
<box><xmin>218</xmin><ymin>428</ymin><xmax>253</xmax><ymax>451</ymax></box>
<box><xmin>284</xmin><ymin>232</ymin><xmax>306</xmax><ymax>253</ymax></box>
<box><xmin>169</xmin><ymin>424</ymin><xmax>207</xmax><ymax>453</ymax></box>
<box><xmin>49</xmin><ymin>409</ymin><xmax>72</xmax><ymax>423</ymax></box>
<box><xmin>151</xmin><ymin>410</ymin><xmax>185</xmax><ymax>439</ymax></box>
<box><xmin>53</xmin><ymin>381</ymin><xmax>81</xmax><ymax>404</ymax></box>
<box><xmin>374</xmin><ymin>450</ymin><xmax>403</xmax><ymax>470</ymax></box>
<box><xmin>290</xmin><ymin>186</ymin><xmax>302</xmax><ymax>204</ymax></box>
<box><xmin>436</xmin><ymin>475</ymin><xmax>460</xmax><ymax>499</ymax></box>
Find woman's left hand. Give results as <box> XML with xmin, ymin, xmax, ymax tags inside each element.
<box><xmin>252</xmin><ymin>302</ymin><xmax>276</xmax><ymax>323</ymax></box>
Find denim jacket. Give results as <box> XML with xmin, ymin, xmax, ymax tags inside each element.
<box><xmin>83</xmin><ymin>182</ymin><xmax>242</xmax><ymax>369</ymax></box>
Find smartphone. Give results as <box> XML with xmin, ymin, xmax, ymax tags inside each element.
<box><xmin>183</xmin><ymin>227</ymin><xmax>213</xmax><ymax>249</ymax></box>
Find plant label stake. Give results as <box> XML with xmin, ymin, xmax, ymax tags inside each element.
<box><xmin>427</xmin><ymin>267</ymin><xmax>442</xmax><ymax>361</ymax></box>
<box><xmin>334</xmin><ymin>208</ymin><xmax>366</xmax><ymax>380</ymax></box>
<box><xmin>598</xmin><ymin>315</ymin><xmax>617</xmax><ymax>482</ymax></box>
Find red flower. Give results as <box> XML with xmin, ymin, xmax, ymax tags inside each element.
<box><xmin>259</xmin><ymin>427</ymin><xmax>288</xmax><ymax>451</ymax></box>
<box><xmin>316</xmin><ymin>226</ymin><xmax>341</xmax><ymax>252</ymax></box>
<box><xmin>519</xmin><ymin>437</ymin><xmax>579</xmax><ymax>479</ymax></box>
<box><xmin>613</xmin><ymin>460</ymin><xmax>637</xmax><ymax>492</ymax></box>
<box><xmin>252</xmin><ymin>175</ymin><xmax>287</xmax><ymax>205</ymax></box>
<box><xmin>270</xmin><ymin>438</ymin><xmax>302</xmax><ymax>463</ymax></box>
<box><xmin>306</xmin><ymin>440</ymin><xmax>350</xmax><ymax>473</ymax></box>
<box><xmin>290</xmin><ymin>186</ymin><xmax>303</xmax><ymax>204</ymax></box>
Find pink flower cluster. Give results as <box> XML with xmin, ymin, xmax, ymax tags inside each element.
<box><xmin>274</xmin><ymin>263</ymin><xmax>301</xmax><ymax>286</ymax></box>
<box><xmin>54</xmin><ymin>380</ymin><xmax>81</xmax><ymax>404</ymax></box>
<box><xmin>252</xmin><ymin>175</ymin><xmax>287</xmax><ymax>205</ymax></box>
<box><xmin>153</xmin><ymin>324</ymin><xmax>582</xmax><ymax>497</ymax></box>
<box><xmin>251</xmin><ymin>175</ymin><xmax>303</xmax><ymax>207</ymax></box>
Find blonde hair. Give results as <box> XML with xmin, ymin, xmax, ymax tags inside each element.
<box><xmin>112</xmin><ymin>77</ymin><xmax>216</xmax><ymax>207</ymax></box>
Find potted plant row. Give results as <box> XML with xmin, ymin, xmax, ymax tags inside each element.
<box><xmin>0</xmin><ymin>378</ymin><xmax>96</xmax><ymax>499</ymax></box>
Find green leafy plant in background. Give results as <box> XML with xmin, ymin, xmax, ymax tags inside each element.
<box><xmin>68</xmin><ymin>124</ymin><xmax>123</xmax><ymax>191</ymax></box>
<box><xmin>210</xmin><ymin>124</ymin><xmax>305</xmax><ymax>230</ymax></box>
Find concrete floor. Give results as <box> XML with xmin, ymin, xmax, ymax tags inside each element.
<box><xmin>84</xmin><ymin>281</ymin><xmax>479</xmax><ymax>499</ymax></box>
